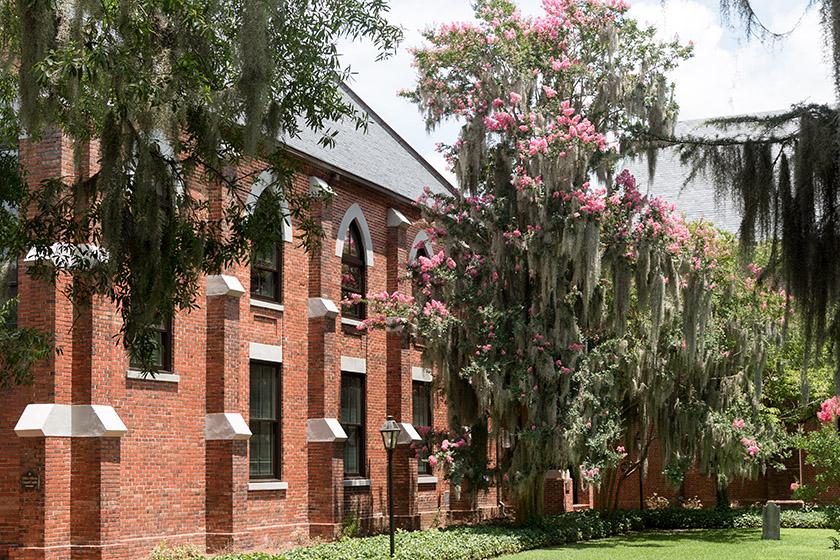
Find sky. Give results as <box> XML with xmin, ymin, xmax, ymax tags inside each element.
<box><xmin>337</xmin><ymin>0</ymin><xmax>835</xmax><ymax>182</ymax></box>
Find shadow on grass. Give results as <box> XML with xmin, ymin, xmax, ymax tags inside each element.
<box><xmin>539</xmin><ymin>528</ymin><xmax>763</xmax><ymax>552</ymax></box>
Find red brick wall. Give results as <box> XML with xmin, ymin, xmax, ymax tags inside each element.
<box><xmin>0</xmin><ymin>135</ymin><xmax>470</xmax><ymax>559</ymax></box>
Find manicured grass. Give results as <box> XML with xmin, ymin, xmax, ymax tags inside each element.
<box><xmin>503</xmin><ymin>528</ymin><xmax>837</xmax><ymax>560</ymax></box>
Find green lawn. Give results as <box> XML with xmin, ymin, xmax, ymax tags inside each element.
<box><xmin>502</xmin><ymin>529</ymin><xmax>837</xmax><ymax>560</ymax></box>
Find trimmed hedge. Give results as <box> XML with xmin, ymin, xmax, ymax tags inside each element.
<box><xmin>641</xmin><ymin>505</ymin><xmax>840</xmax><ymax>530</ymax></box>
<box><xmin>214</xmin><ymin>507</ymin><xmax>838</xmax><ymax>560</ymax></box>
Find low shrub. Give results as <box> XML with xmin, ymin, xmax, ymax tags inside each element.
<box><xmin>212</xmin><ymin>507</ymin><xmax>837</xmax><ymax>560</ymax></box>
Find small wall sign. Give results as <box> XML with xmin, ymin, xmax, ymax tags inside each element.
<box><xmin>20</xmin><ymin>470</ymin><xmax>40</xmax><ymax>491</ymax></box>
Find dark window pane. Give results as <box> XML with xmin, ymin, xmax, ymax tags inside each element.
<box><xmin>341</xmin><ymin>373</ymin><xmax>365</xmax><ymax>477</ymax></box>
<box><xmin>250</xmin><ymin>244</ymin><xmax>281</xmax><ymax>302</ymax></box>
<box><xmin>249</xmin><ymin>362</ymin><xmax>281</xmax><ymax>479</ymax></box>
<box><xmin>413</xmin><ymin>382</ymin><xmax>433</xmax><ymax>474</ymax></box>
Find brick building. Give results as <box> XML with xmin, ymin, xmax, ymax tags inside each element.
<box><xmin>0</xmin><ymin>91</ymin><xmax>815</xmax><ymax>559</ymax></box>
<box><xmin>0</xmin><ymin>85</ymin><xmax>506</xmax><ymax>560</ymax></box>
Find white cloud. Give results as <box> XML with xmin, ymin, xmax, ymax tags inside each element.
<box><xmin>629</xmin><ymin>0</ymin><xmax>833</xmax><ymax>119</ymax></box>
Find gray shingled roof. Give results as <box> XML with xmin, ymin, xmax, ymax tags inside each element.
<box><xmin>284</xmin><ymin>84</ymin><xmax>455</xmax><ymax>203</ymax></box>
<box><xmin>619</xmin><ymin>112</ymin><xmax>791</xmax><ymax>235</ymax></box>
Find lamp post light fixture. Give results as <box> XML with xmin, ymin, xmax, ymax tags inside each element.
<box><xmin>380</xmin><ymin>415</ymin><xmax>401</xmax><ymax>557</ymax></box>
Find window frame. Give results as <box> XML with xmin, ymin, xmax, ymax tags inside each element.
<box><xmin>341</xmin><ymin>221</ymin><xmax>366</xmax><ymax>320</ymax></box>
<box><xmin>412</xmin><ymin>381</ymin><xmax>434</xmax><ymax>475</ymax></box>
<box><xmin>341</xmin><ymin>371</ymin><xmax>366</xmax><ymax>478</ymax></box>
<box><xmin>249</xmin><ymin>360</ymin><xmax>282</xmax><ymax>480</ymax></box>
<box><xmin>128</xmin><ymin>315</ymin><xmax>173</xmax><ymax>372</ymax></box>
<box><xmin>250</xmin><ymin>242</ymin><xmax>283</xmax><ymax>303</ymax></box>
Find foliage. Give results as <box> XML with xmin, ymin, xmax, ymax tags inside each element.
<box><xmin>0</xmin><ymin>297</ymin><xmax>56</xmax><ymax>388</ymax></box>
<box><xmin>791</xmin><ymin>400</ymin><xmax>840</xmax><ymax>503</ymax></box>
<box><xmin>211</xmin><ymin>508</ymin><xmax>840</xmax><ymax>560</ymax></box>
<box><xmin>360</xmin><ymin>0</ymin><xmax>790</xmax><ymax>523</ymax></box>
<box><xmin>0</xmin><ymin>0</ymin><xmax>401</xmax><ymax>372</ymax></box>
<box><xmin>148</xmin><ymin>539</ymin><xmax>203</xmax><ymax>560</ymax></box>
<box><xmin>393</xmin><ymin>0</ymin><xmax>697</xmax><ymax>523</ymax></box>
<box><xmin>656</xmin><ymin>0</ymin><xmax>840</xmax><ymax>401</ymax></box>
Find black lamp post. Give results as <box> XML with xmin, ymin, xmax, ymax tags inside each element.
<box><xmin>380</xmin><ymin>415</ymin><xmax>401</xmax><ymax>557</ymax></box>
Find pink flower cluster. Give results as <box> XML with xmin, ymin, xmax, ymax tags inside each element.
<box><xmin>732</xmin><ymin>419</ymin><xmax>746</xmax><ymax>429</ymax></box>
<box><xmin>742</xmin><ymin>437</ymin><xmax>761</xmax><ymax>457</ymax></box>
<box><xmin>817</xmin><ymin>396</ymin><xmax>840</xmax><ymax>423</ymax></box>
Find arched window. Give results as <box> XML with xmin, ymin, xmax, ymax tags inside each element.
<box><xmin>341</xmin><ymin>221</ymin><xmax>366</xmax><ymax>319</ymax></box>
<box><xmin>247</xmin><ymin>171</ymin><xmax>289</xmax><ymax>304</ymax></box>
<box><xmin>412</xmin><ymin>246</ymin><xmax>428</xmax><ymax>302</ymax></box>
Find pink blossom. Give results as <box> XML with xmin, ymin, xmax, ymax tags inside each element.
<box><xmin>510</xmin><ymin>92</ymin><xmax>522</xmax><ymax>103</ymax></box>
<box><xmin>542</xmin><ymin>85</ymin><xmax>557</xmax><ymax>98</ymax></box>
<box><xmin>441</xmin><ymin>439</ymin><xmax>450</xmax><ymax>450</ymax></box>
<box><xmin>732</xmin><ymin>419</ymin><xmax>746</xmax><ymax>429</ymax></box>
<box><xmin>428</xmin><ymin>456</ymin><xmax>438</xmax><ymax>467</ymax></box>
<box><xmin>790</xmin><ymin>482</ymin><xmax>800</xmax><ymax>491</ymax></box>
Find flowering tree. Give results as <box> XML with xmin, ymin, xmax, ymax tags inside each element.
<box><xmin>360</xmin><ymin>0</ymin><xmax>783</xmax><ymax>522</ymax></box>
<box><xmin>791</xmin><ymin>397</ymin><xmax>840</xmax><ymax>503</ymax></box>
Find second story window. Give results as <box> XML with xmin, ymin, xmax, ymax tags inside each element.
<box><xmin>251</xmin><ymin>244</ymin><xmax>282</xmax><ymax>303</ymax></box>
<box><xmin>341</xmin><ymin>221</ymin><xmax>366</xmax><ymax>319</ymax></box>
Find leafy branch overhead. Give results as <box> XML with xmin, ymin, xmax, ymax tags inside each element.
<box><xmin>0</xmin><ymin>0</ymin><xmax>401</xmax><ymax>371</ymax></box>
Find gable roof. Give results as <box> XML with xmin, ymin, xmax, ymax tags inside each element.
<box><xmin>283</xmin><ymin>84</ymin><xmax>456</xmax><ymax>204</ymax></box>
<box><xmin>619</xmin><ymin>112</ymin><xmax>794</xmax><ymax>236</ymax></box>
<box><xmin>619</xmin><ymin>117</ymin><xmax>746</xmax><ymax>235</ymax></box>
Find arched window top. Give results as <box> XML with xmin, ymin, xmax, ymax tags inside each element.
<box><xmin>343</xmin><ymin>222</ymin><xmax>364</xmax><ymax>261</ymax></box>
<box><xmin>335</xmin><ymin>203</ymin><xmax>374</xmax><ymax>267</ymax></box>
<box><xmin>409</xmin><ymin>230</ymin><xmax>433</xmax><ymax>263</ymax></box>
<box><xmin>245</xmin><ymin>170</ymin><xmax>293</xmax><ymax>243</ymax></box>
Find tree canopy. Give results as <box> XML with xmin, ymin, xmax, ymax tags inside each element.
<box><xmin>353</xmin><ymin>0</ymin><xmax>784</xmax><ymax>522</ymax></box>
<box><xmin>0</xmin><ymin>0</ymin><xmax>401</xmax><ymax>372</ymax></box>
<box><xmin>652</xmin><ymin>0</ymin><xmax>840</xmax><ymax>407</ymax></box>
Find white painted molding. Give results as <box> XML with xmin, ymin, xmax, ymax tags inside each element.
<box><xmin>343</xmin><ymin>478</ymin><xmax>372</xmax><ymax>487</ymax></box>
<box><xmin>251</xmin><ymin>299</ymin><xmax>285</xmax><ymax>312</ymax></box>
<box><xmin>309</xmin><ymin>175</ymin><xmax>335</xmax><ymax>198</ymax></box>
<box><xmin>308</xmin><ymin>297</ymin><xmax>339</xmax><ymax>319</ymax></box>
<box><xmin>340</xmin><ymin>356</ymin><xmax>366</xmax><ymax>373</ymax></box>
<box><xmin>335</xmin><ymin>203</ymin><xmax>375</xmax><ymax>267</ymax></box>
<box><xmin>249</xmin><ymin>342</ymin><xmax>283</xmax><ymax>363</ymax></box>
<box><xmin>307</xmin><ymin>418</ymin><xmax>348</xmax><ymax>443</ymax></box>
<box><xmin>206</xmin><ymin>413</ymin><xmax>252</xmax><ymax>440</ymax></box>
<box><xmin>417</xmin><ymin>476</ymin><xmax>438</xmax><ymax>485</ymax></box>
<box><xmin>25</xmin><ymin>243</ymin><xmax>109</xmax><ymax>269</ymax></box>
<box><xmin>412</xmin><ymin>367</ymin><xmax>433</xmax><ymax>383</ymax></box>
<box><xmin>397</xmin><ymin>423</ymin><xmax>422</xmax><ymax>445</ymax></box>
<box><xmin>15</xmin><ymin>404</ymin><xmax>127</xmax><ymax>438</ymax></box>
<box><xmin>409</xmin><ymin>231</ymin><xmax>434</xmax><ymax>263</ymax></box>
<box><xmin>207</xmin><ymin>275</ymin><xmax>246</xmax><ymax>298</ymax></box>
<box><xmin>126</xmin><ymin>369</ymin><xmax>180</xmax><ymax>383</ymax></box>
<box><xmin>245</xmin><ymin>171</ymin><xmax>293</xmax><ymax>243</ymax></box>
<box><xmin>248</xmin><ymin>481</ymin><xmax>288</xmax><ymax>491</ymax></box>
<box><xmin>387</xmin><ymin>208</ymin><xmax>411</xmax><ymax>229</ymax></box>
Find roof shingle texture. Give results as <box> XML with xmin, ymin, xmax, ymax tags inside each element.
<box><xmin>284</xmin><ymin>84</ymin><xmax>455</xmax><ymax>203</ymax></box>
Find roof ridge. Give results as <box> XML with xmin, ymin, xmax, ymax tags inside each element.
<box><xmin>339</xmin><ymin>82</ymin><xmax>458</xmax><ymax>196</ymax></box>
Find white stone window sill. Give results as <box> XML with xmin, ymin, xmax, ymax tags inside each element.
<box><xmin>417</xmin><ymin>476</ymin><xmax>438</xmax><ymax>485</ymax></box>
<box><xmin>248</xmin><ymin>480</ymin><xmax>288</xmax><ymax>491</ymax></box>
<box><xmin>341</xmin><ymin>317</ymin><xmax>362</xmax><ymax>328</ymax></box>
<box><xmin>126</xmin><ymin>369</ymin><xmax>180</xmax><ymax>383</ymax></box>
<box><xmin>250</xmin><ymin>299</ymin><xmax>284</xmax><ymax>312</ymax></box>
<box><xmin>343</xmin><ymin>478</ymin><xmax>372</xmax><ymax>487</ymax></box>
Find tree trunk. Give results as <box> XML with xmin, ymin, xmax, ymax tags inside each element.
<box><xmin>715</xmin><ymin>475</ymin><xmax>730</xmax><ymax>510</ymax></box>
<box><xmin>513</xmin><ymin>472</ymin><xmax>545</xmax><ymax>525</ymax></box>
